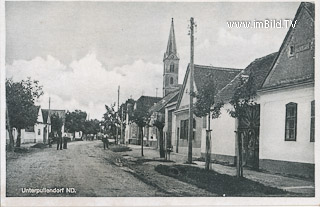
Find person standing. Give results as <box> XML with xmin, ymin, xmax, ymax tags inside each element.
<box><xmin>57</xmin><ymin>131</ymin><xmax>63</xmax><ymax>150</ymax></box>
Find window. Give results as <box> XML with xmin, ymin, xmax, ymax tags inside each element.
<box><xmin>203</xmin><ymin>116</ymin><xmax>207</xmax><ymax>128</ymax></box>
<box><xmin>289</xmin><ymin>45</ymin><xmax>295</xmax><ymax>56</ymax></box>
<box><xmin>311</xmin><ymin>100</ymin><xmax>315</xmax><ymax>142</ymax></box>
<box><xmin>193</xmin><ymin>118</ymin><xmax>196</xmax><ymax>129</ymax></box>
<box><xmin>170</xmin><ymin>63</ymin><xmax>174</xmax><ymax>72</ymax></box>
<box><xmin>285</xmin><ymin>102</ymin><xmax>297</xmax><ymax>141</ymax></box>
<box><xmin>170</xmin><ymin>77</ymin><xmax>174</xmax><ymax>85</ymax></box>
<box><xmin>38</xmin><ymin>129</ymin><xmax>41</xmax><ymax>135</ymax></box>
<box><xmin>180</xmin><ymin>119</ymin><xmax>189</xmax><ymax>139</ymax></box>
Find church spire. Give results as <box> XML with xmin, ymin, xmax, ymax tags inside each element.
<box><xmin>165</xmin><ymin>18</ymin><xmax>177</xmax><ymax>57</ymax></box>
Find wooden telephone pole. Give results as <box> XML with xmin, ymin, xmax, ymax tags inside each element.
<box><xmin>187</xmin><ymin>17</ymin><xmax>195</xmax><ymax>164</ymax></box>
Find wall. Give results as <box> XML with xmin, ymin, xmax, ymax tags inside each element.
<box><xmin>207</xmin><ymin>104</ymin><xmax>237</xmax><ymax>163</ymax></box>
<box><xmin>175</xmin><ymin>109</ymin><xmax>202</xmax><ymax>157</ymax></box>
<box><xmin>259</xmin><ymin>85</ymin><xmax>314</xmax><ymax>164</ymax></box>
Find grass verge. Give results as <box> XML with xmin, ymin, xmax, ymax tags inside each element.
<box><xmin>155</xmin><ymin>164</ymin><xmax>290</xmax><ymax>197</ymax></box>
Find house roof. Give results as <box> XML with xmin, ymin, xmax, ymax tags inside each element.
<box><xmin>176</xmin><ymin>64</ymin><xmax>241</xmax><ymax>110</ymax></box>
<box><xmin>149</xmin><ymin>89</ymin><xmax>180</xmax><ymax>114</ymax></box>
<box><xmin>216</xmin><ymin>52</ymin><xmax>278</xmax><ymax>102</ymax></box>
<box><xmin>135</xmin><ymin>96</ymin><xmax>162</xmax><ymax>112</ymax></box>
<box><xmin>261</xmin><ymin>2</ymin><xmax>315</xmax><ymax>90</ymax></box>
<box><xmin>42</xmin><ymin>109</ymin><xmax>66</xmax><ymax>124</ymax></box>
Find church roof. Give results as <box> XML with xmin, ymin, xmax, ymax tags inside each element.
<box><xmin>216</xmin><ymin>52</ymin><xmax>278</xmax><ymax>102</ymax></box>
<box><xmin>164</xmin><ymin>18</ymin><xmax>178</xmax><ymax>59</ymax></box>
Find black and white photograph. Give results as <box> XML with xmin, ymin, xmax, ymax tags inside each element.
<box><xmin>1</xmin><ymin>0</ymin><xmax>319</xmax><ymax>206</ymax></box>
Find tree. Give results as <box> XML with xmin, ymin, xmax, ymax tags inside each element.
<box><xmin>131</xmin><ymin>103</ymin><xmax>150</xmax><ymax>157</ymax></box>
<box><xmin>192</xmin><ymin>73</ymin><xmax>223</xmax><ymax>170</ymax></box>
<box><xmin>228</xmin><ymin>72</ymin><xmax>257</xmax><ymax>178</ymax></box>
<box><xmin>150</xmin><ymin>112</ymin><xmax>165</xmax><ymax>158</ymax></box>
<box><xmin>6</xmin><ymin>78</ymin><xmax>43</xmax><ymax>148</ymax></box>
<box><xmin>65</xmin><ymin>110</ymin><xmax>87</xmax><ymax>138</ymax></box>
<box><xmin>83</xmin><ymin>119</ymin><xmax>100</xmax><ymax>136</ymax></box>
<box><xmin>103</xmin><ymin>103</ymin><xmax>119</xmax><ymax>139</ymax></box>
<box><xmin>51</xmin><ymin>113</ymin><xmax>64</xmax><ymax>134</ymax></box>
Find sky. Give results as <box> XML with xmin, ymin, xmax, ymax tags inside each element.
<box><xmin>6</xmin><ymin>1</ymin><xmax>300</xmax><ymax>120</ymax></box>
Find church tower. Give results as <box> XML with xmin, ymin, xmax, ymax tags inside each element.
<box><xmin>163</xmin><ymin>18</ymin><xmax>179</xmax><ymax>97</ymax></box>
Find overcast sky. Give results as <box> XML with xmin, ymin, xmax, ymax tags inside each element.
<box><xmin>6</xmin><ymin>1</ymin><xmax>300</xmax><ymax>120</ymax></box>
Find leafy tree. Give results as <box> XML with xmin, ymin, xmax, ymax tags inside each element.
<box><xmin>150</xmin><ymin>112</ymin><xmax>165</xmax><ymax>158</ymax></box>
<box><xmin>6</xmin><ymin>78</ymin><xmax>43</xmax><ymax>148</ymax></box>
<box><xmin>131</xmin><ymin>103</ymin><xmax>150</xmax><ymax>157</ymax></box>
<box><xmin>50</xmin><ymin>113</ymin><xmax>64</xmax><ymax>134</ymax></box>
<box><xmin>192</xmin><ymin>73</ymin><xmax>223</xmax><ymax>170</ymax></box>
<box><xmin>103</xmin><ymin>103</ymin><xmax>119</xmax><ymax>139</ymax></box>
<box><xmin>83</xmin><ymin>119</ymin><xmax>100</xmax><ymax>136</ymax></box>
<box><xmin>229</xmin><ymin>73</ymin><xmax>257</xmax><ymax>119</ymax></box>
<box><xmin>65</xmin><ymin>110</ymin><xmax>87</xmax><ymax>138</ymax></box>
<box><xmin>228</xmin><ymin>72</ymin><xmax>257</xmax><ymax>178</ymax></box>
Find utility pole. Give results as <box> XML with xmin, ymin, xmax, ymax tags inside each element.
<box><xmin>156</xmin><ymin>88</ymin><xmax>158</xmax><ymax>98</ymax></box>
<box><xmin>47</xmin><ymin>97</ymin><xmax>51</xmax><ymax>144</ymax></box>
<box><xmin>120</xmin><ymin>106</ymin><xmax>123</xmax><ymax>144</ymax></box>
<box><xmin>116</xmin><ymin>86</ymin><xmax>120</xmax><ymax>144</ymax></box>
<box><xmin>187</xmin><ymin>17</ymin><xmax>195</xmax><ymax>164</ymax></box>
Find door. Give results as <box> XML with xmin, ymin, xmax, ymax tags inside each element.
<box><xmin>238</xmin><ymin>104</ymin><xmax>260</xmax><ymax>170</ymax></box>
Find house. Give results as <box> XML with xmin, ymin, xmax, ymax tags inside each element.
<box><xmin>149</xmin><ymin>88</ymin><xmax>180</xmax><ymax>149</ymax></box>
<box><xmin>6</xmin><ymin>107</ymin><xmax>66</xmax><ymax>144</ymax></box>
<box><xmin>210</xmin><ymin>2</ymin><xmax>314</xmax><ymax>178</ymax></box>
<box><xmin>125</xmin><ymin>96</ymin><xmax>161</xmax><ymax>145</ymax></box>
<box><xmin>258</xmin><ymin>2</ymin><xmax>315</xmax><ymax>178</ymax></box>
<box><xmin>174</xmin><ymin>64</ymin><xmax>241</xmax><ymax>156</ymax></box>
<box><xmin>212</xmin><ymin>52</ymin><xmax>278</xmax><ymax>167</ymax></box>
<box><xmin>41</xmin><ymin>109</ymin><xmax>66</xmax><ymax>142</ymax></box>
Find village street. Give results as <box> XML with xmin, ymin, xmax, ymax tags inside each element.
<box><xmin>6</xmin><ymin>140</ymin><xmax>218</xmax><ymax>197</ymax></box>
<box><xmin>6</xmin><ymin>141</ymin><xmax>167</xmax><ymax>197</ymax></box>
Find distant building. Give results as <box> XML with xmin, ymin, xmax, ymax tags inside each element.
<box><xmin>125</xmin><ymin>96</ymin><xmax>161</xmax><ymax>145</ymax></box>
<box><xmin>6</xmin><ymin>107</ymin><xmax>66</xmax><ymax>144</ymax></box>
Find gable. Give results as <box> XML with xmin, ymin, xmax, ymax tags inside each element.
<box><xmin>262</xmin><ymin>3</ymin><xmax>315</xmax><ymax>89</ymax></box>
<box><xmin>176</xmin><ymin>64</ymin><xmax>241</xmax><ymax>111</ymax></box>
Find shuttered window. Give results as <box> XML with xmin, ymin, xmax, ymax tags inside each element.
<box><xmin>285</xmin><ymin>102</ymin><xmax>297</xmax><ymax>141</ymax></box>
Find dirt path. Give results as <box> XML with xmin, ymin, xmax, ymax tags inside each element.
<box><xmin>6</xmin><ymin>141</ymin><xmax>167</xmax><ymax>197</ymax></box>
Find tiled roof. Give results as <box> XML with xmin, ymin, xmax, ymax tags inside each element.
<box><xmin>303</xmin><ymin>2</ymin><xmax>315</xmax><ymax>19</ymax></box>
<box><xmin>217</xmin><ymin>52</ymin><xmax>278</xmax><ymax>102</ymax></box>
<box><xmin>135</xmin><ymin>96</ymin><xmax>162</xmax><ymax>112</ymax></box>
<box><xmin>149</xmin><ymin>89</ymin><xmax>180</xmax><ymax>114</ymax></box>
<box><xmin>176</xmin><ymin>64</ymin><xmax>241</xmax><ymax>110</ymax></box>
<box><xmin>261</xmin><ymin>2</ymin><xmax>314</xmax><ymax>90</ymax></box>
<box><xmin>42</xmin><ymin>109</ymin><xmax>66</xmax><ymax>124</ymax></box>
<box><xmin>194</xmin><ymin>65</ymin><xmax>241</xmax><ymax>95</ymax></box>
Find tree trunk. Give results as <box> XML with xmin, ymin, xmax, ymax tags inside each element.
<box><xmin>205</xmin><ymin>114</ymin><xmax>211</xmax><ymax>170</ymax></box>
<box><xmin>158</xmin><ymin>128</ymin><xmax>165</xmax><ymax>158</ymax></box>
<box><xmin>16</xmin><ymin>128</ymin><xmax>21</xmax><ymax>148</ymax></box>
<box><xmin>6</xmin><ymin>105</ymin><xmax>14</xmax><ymax>151</ymax></box>
<box><xmin>140</xmin><ymin>126</ymin><xmax>144</xmax><ymax>157</ymax></box>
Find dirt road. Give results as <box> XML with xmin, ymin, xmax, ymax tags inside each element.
<box><xmin>6</xmin><ymin>140</ymin><xmax>167</xmax><ymax>197</ymax></box>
